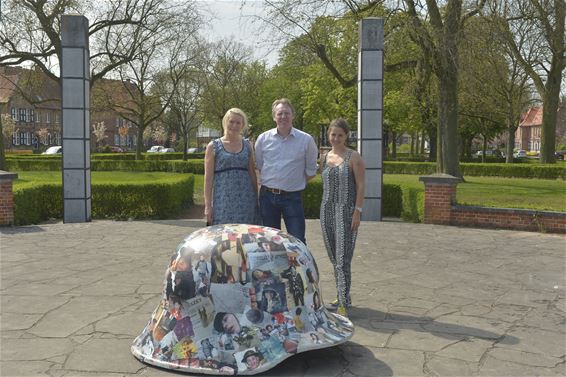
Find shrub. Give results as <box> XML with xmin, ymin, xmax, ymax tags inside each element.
<box><xmin>384</xmin><ymin>161</ymin><xmax>566</xmax><ymax>179</ymax></box>
<box><xmin>13</xmin><ymin>175</ymin><xmax>194</xmax><ymax>225</ymax></box>
<box><xmin>302</xmin><ymin>178</ymin><xmax>403</xmax><ymax>218</ymax></box>
<box><xmin>400</xmin><ymin>187</ymin><xmax>425</xmax><ymax>223</ymax></box>
<box><xmin>6</xmin><ymin>159</ymin><xmax>62</xmax><ymax>171</ymax></box>
<box><xmin>13</xmin><ymin>184</ymin><xmax>63</xmax><ymax>225</ymax></box>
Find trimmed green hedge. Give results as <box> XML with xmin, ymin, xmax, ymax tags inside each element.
<box><xmin>384</xmin><ymin>161</ymin><xmax>566</xmax><ymax>179</ymax></box>
<box><xmin>8</xmin><ymin>158</ymin><xmax>565</xmax><ymax>179</ymax></box>
<box><xmin>92</xmin><ymin>152</ymin><xmax>205</xmax><ymax>160</ymax></box>
<box><xmin>6</xmin><ymin>159</ymin><xmax>204</xmax><ymax>174</ymax></box>
<box><xmin>302</xmin><ymin>178</ymin><xmax>403</xmax><ymax>219</ymax></box>
<box><xmin>400</xmin><ymin>187</ymin><xmax>425</xmax><ymax>223</ymax></box>
<box><xmin>13</xmin><ymin>175</ymin><xmax>194</xmax><ymax>225</ymax></box>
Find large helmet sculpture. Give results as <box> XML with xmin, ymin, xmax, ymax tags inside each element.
<box><xmin>131</xmin><ymin>224</ymin><xmax>354</xmax><ymax>375</ymax></box>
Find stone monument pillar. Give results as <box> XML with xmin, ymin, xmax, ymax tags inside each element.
<box><xmin>358</xmin><ymin>17</ymin><xmax>384</xmax><ymax>221</ymax></box>
<box><xmin>61</xmin><ymin>15</ymin><xmax>91</xmax><ymax>223</ymax></box>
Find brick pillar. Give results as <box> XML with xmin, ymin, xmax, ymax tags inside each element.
<box><xmin>419</xmin><ymin>174</ymin><xmax>461</xmax><ymax>225</ymax></box>
<box><xmin>0</xmin><ymin>171</ymin><xmax>18</xmax><ymax>226</ymax></box>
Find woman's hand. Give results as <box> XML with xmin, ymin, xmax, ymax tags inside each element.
<box><xmin>351</xmin><ymin>210</ymin><xmax>361</xmax><ymax>231</ymax></box>
<box><xmin>205</xmin><ymin>207</ymin><xmax>213</xmax><ymax>225</ymax></box>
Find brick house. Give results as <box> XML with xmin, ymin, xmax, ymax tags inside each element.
<box><xmin>515</xmin><ymin>104</ymin><xmax>566</xmax><ymax>152</ymax></box>
<box><xmin>0</xmin><ymin>66</ymin><xmax>137</xmax><ymax>152</ymax></box>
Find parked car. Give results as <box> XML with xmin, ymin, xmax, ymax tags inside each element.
<box><xmin>187</xmin><ymin>147</ymin><xmax>204</xmax><ymax>153</ymax></box>
<box><xmin>147</xmin><ymin>145</ymin><xmax>164</xmax><ymax>153</ymax></box>
<box><xmin>42</xmin><ymin>146</ymin><xmax>62</xmax><ymax>155</ymax></box>
<box><xmin>147</xmin><ymin>146</ymin><xmax>174</xmax><ymax>153</ymax></box>
<box><xmin>555</xmin><ymin>150</ymin><xmax>566</xmax><ymax>160</ymax></box>
<box><xmin>474</xmin><ymin>149</ymin><xmax>503</xmax><ymax>158</ymax></box>
<box><xmin>513</xmin><ymin>150</ymin><xmax>527</xmax><ymax>158</ymax></box>
<box><xmin>109</xmin><ymin>146</ymin><xmax>126</xmax><ymax>153</ymax></box>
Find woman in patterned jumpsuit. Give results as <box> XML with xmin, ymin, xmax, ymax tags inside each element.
<box><xmin>320</xmin><ymin>118</ymin><xmax>365</xmax><ymax>314</ymax></box>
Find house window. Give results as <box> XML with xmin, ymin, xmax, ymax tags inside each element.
<box><xmin>11</xmin><ymin>107</ymin><xmax>17</xmax><ymax>120</ymax></box>
<box><xmin>35</xmin><ymin>111</ymin><xmax>41</xmax><ymax>123</ymax></box>
<box><xmin>18</xmin><ymin>132</ymin><xmax>25</xmax><ymax>145</ymax></box>
<box><xmin>25</xmin><ymin>109</ymin><xmax>31</xmax><ymax>122</ymax></box>
<box><xmin>55</xmin><ymin>113</ymin><xmax>60</xmax><ymax>124</ymax></box>
<box><xmin>12</xmin><ymin>132</ymin><xmax>18</xmax><ymax>145</ymax></box>
<box><xmin>19</xmin><ymin>108</ymin><xmax>26</xmax><ymax>121</ymax></box>
<box><xmin>46</xmin><ymin>112</ymin><xmax>51</xmax><ymax>124</ymax></box>
<box><xmin>48</xmin><ymin>133</ymin><xmax>52</xmax><ymax>145</ymax></box>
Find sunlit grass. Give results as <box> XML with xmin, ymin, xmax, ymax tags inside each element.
<box><xmin>384</xmin><ymin>174</ymin><xmax>566</xmax><ymax>212</ymax></box>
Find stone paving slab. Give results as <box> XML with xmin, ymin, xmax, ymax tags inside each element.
<box><xmin>1</xmin><ymin>219</ymin><xmax>565</xmax><ymax>376</ymax></box>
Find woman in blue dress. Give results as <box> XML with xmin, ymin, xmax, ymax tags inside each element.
<box><xmin>204</xmin><ymin>108</ymin><xmax>260</xmax><ymax>225</ymax></box>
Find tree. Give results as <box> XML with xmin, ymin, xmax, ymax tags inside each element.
<box><xmin>92</xmin><ymin>121</ymin><xmax>108</xmax><ymax>149</ymax></box>
<box><xmin>0</xmin><ymin>0</ymin><xmax>185</xmax><ymax>86</ymax></box>
<box><xmin>0</xmin><ymin>114</ymin><xmax>17</xmax><ymax>170</ymax></box>
<box><xmin>199</xmin><ymin>39</ymin><xmax>256</xmax><ymax>131</ymax></box>
<box><xmin>460</xmin><ymin>15</ymin><xmax>533</xmax><ymax>162</ymax></box>
<box><xmin>107</xmin><ymin>3</ymin><xmax>202</xmax><ymax>159</ymax></box>
<box><xmin>488</xmin><ymin>0</ymin><xmax>565</xmax><ymax>163</ymax></box>
<box><xmin>152</xmin><ymin>38</ymin><xmax>210</xmax><ymax>160</ymax></box>
<box><xmin>404</xmin><ymin>0</ymin><xmax>487</xmax><ymax>176</ymax></box>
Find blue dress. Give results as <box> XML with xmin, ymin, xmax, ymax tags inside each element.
<box><xmin>212</xmin><ymin>138</ymin><xmax>260</xmax><ymax>225</ymax></box>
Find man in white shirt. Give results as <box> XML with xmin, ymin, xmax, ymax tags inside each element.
<box><xmin>255</xmin><ymin>98</ymin><xmax>318</xmax><ymax>243</ymax></box>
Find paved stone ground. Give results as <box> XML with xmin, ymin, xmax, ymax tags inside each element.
<box><xmin>1</xmin><ymin>219</ymin><xmax>565</xmax><ymax>376</ymax></box>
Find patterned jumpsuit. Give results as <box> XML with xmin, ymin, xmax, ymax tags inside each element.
<box><xmin>320</xmin><ymin>149</ymin><xmax>358</xmax><ymax>306</ymax></box>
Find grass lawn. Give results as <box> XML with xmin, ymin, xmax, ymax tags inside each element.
<box><xmin>385</xmin><ymin>174</ymin><xmax>566</xmax><ymax>212</ymax></box>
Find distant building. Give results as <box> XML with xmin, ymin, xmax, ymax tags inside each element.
<box><xmin>0</xmin><ymin>66</ymin><xmax>137</xmax><ymax>152</ymax></box>
<box><xmin>515</xmin><ymin>104</ymin><xmax>566</xmax><ymax>151</ymax></box>
<box><xmin>196</xmin><ymin>125</ymin><xmax>221</xmax><ymax>147</ymax></box>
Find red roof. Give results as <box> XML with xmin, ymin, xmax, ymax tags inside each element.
<box><xmin>519</xmin><ymin>106</ymin><xmax>543</xmax><ymax>127</ymax></box>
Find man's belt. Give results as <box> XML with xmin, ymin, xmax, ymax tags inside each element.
<box><xmin>262</xmin><ymin>186</ymin><xmax>298</xmax><ymax>195</ymax></box>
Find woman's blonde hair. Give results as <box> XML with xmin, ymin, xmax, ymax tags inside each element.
<box><xmin>222</xmin><ymin>108</ymin><xmax>249</xmax><ymax>135</ymax></box>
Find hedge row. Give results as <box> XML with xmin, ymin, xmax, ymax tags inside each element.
<box><xmin>6</xmin><ymin>152</ymin><xmax>205</xmax><ymax>160</ymax></box>
<box><xmin>13</xmin><ymin>175</ymin><xmax>194</xmax><ymax>225</ymax></box>
<box><xmin>6</xmin><ymin>159</ymin><xmax>204</xmax><ymax>174</ymax></box>
<box><xmin>8</xmin><ymin>159</ymin><xmax>564</xmax><ymax>179</ymax></box>
<box><xmin>302</xmin><ymin>178</ymin><xmax>404</xmax><ymax>219</ymax></box>
<box><xmin>383</xmin><ymin>161</ymin><xmax>566</xmax><ymax>179</ymax></box>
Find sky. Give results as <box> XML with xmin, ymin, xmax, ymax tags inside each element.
<box><xmin>198</xmin><ymin>0</ymin><xmax>280</xmax><ymax>67</ymax></box>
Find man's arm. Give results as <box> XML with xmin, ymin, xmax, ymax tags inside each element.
<box><xmin>305</xmin><ymin>135</ymin><xmax>318</xmax><ymax>181</ymax></box>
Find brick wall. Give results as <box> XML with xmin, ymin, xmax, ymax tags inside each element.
<box><xmin>0</xmin><ymin>171</ymin><xmax>18</xmax><ymax>226</ymax></box>
<box><xmin>420</xmin><ymin>174</ymin><xmax>566</xmax><ymax>234</ymax></box>
<box><xmin>451</xmin><ymin>205</ymin><xmax>566</xmax><ymax>233</ymax></box>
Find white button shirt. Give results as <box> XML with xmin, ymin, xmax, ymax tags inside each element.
<box><xmin>255</xmin><ymin>127</ymin><xmax>318</xmax><ymax>192</ymax></box>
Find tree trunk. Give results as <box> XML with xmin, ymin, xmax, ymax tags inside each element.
<box><xmin>391</xmin><ymin>131</ymin><xmax>397</xmax><ymax>159</ymax></box>
<box><xmin>0</xmin><ymin>115</ymin><xmax>5</xmax><ymax>171</ymax></box>
<box><xmin>506</xmin><ymin>120</ymin><xmax>517</xmax><ymax>164</ymax></box>
<box><xmin>182</xmin><ymin>133</ymin><xmax>189</xmax><ymax>161</ymax></box>
<box><xmin>135</xmin><ymin>125</ymin><xmax>145</xmax><ymax>160</ymax></box>
<box><xmin>540</xmin><ymin>89</ymin><xmax>560</xmax><ymax>163</ymax></box>
<box><xmin>437</xmin><ymin>61</ymin><xmax>461</xmax><ymax>177</ymax></box>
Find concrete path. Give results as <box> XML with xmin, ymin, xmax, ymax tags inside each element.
<box><xmin>1</xmin><ymin>219</ymin><xmax>565</xmax><ymax>376</ymax></box>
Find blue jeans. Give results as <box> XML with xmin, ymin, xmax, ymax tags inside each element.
<box><xmin>259</xmin><ymin>188</ymin><xmax>306</xmax><ymax>244</ymax></box>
